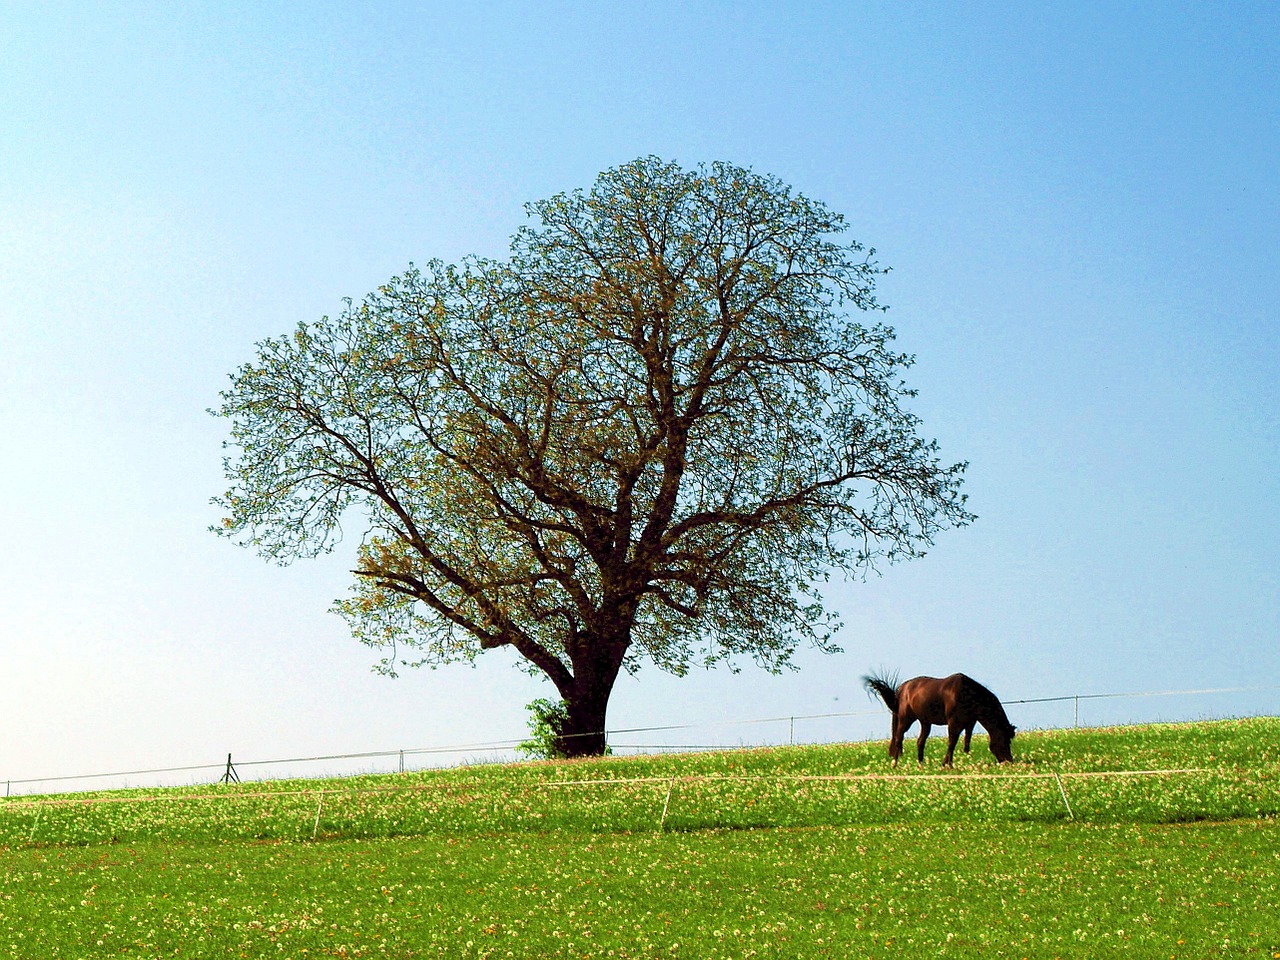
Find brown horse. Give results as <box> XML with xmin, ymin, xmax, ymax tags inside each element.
<box><xmin>863</xmin><ymin>672</ymin><xmax>1016</xmax><ymax>765</ymax></box>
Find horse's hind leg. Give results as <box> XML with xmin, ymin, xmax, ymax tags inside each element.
<box><xmin>889</xmin><ymin>715</ymin><xmax>905</xmax><ymax>765</ymax></box>
<box><xmin>963</xmin><ymin>723</ymin><xmax>975</xmax><ymax>754</ymax></box>
<box><xmin>916</xmin><ymin>723</ymin><xmax>931</xmax><ymax>764</ymax></box>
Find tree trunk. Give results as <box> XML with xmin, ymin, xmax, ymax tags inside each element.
<box><xmin>554</xmin><ymin>622</ymin><xmax>629</xmax><ymax>758</ymax></box>
<box><xmin>556</xmin><ymin>681</ymin><xmax>611</xmax><ymax>758</ymax></box>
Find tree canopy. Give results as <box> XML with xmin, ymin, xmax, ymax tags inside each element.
<box><xmin>214</xmin><ymin>157</ymin><xmax>973</xmax><ymax>755</ymax></box>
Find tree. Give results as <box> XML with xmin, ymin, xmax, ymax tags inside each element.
<box><xmin>213</xmin><ymin>157</ymin><xmax>973</xmax><ymax>757</ymax></box>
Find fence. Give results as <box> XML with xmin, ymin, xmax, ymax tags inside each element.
<box><xmin>3</xmin><ymin>683</ymin><xmax>1277</xmax><ymax>799</ymax></box>
<box><xmin>3</xmin><ymin>760</ymin><xmax>1278</xmax><ymax>848</ymax></box>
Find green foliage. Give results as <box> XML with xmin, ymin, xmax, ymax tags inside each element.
<box><xmin>514</xmin><ymin>697</ymin><xmax>570</xmax><ymax>760</ymax></box>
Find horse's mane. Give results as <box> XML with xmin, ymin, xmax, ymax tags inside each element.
<box><xmin>960</xmin><ymin>673</ymin><xmax>1015</xmax><ymax>733</ymax></box>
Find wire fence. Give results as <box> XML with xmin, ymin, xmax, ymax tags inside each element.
<box><xmin>3</xmin><ymin>683</ymin><xmax>1277</xmax><ymax>799</ymax></box>
<box><xmin>3</xmin><ymin>761</ymin><xmax>1278</xmax><ymax>848</ymax></box>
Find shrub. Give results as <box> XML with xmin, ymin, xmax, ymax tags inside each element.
<box><xmin>516</xmin><ymin>698</ymin><xmax>570</xmax><ymax>760</ymax></box>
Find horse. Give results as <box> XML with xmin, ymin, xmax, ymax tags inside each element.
<box><xmin>862</xmin><ymin>671</ymin><xmax>1016</xmax><ymax>765</ymax></box>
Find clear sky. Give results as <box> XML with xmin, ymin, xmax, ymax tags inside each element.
<box><xmin>2</xmin><ymin>2</ymin><xmax>1277</xmax><ymax>790</ymax></box>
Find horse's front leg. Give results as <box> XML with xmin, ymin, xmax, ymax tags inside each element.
<box><xmin>943</xmin><ymin>722</ymin><xmax>963</xmax><ymax>766</ymax></box>
<box><xmin>916</xmin><ymin>723</ymin><xmax>931</xmax><ymax>764</ymax></box>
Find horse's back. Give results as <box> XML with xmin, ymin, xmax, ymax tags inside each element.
<box><xmin>898</xmin><ymin>675</ymin><xmax>957</xmax><ymax>724</ymax></box>
<box><xmin>899</xmin><ymin>674</ymin><xmax>989</xmax><ymax>723</ymax></box>
<box><xmin>903</xmin><ymin>673</ymin><xmax>968</xmax><ymax>687</ymax></box>
<box><xmin>901</xmin><ymin>674</ymin><xmax>967</xmax><ymax>698</ymax></box>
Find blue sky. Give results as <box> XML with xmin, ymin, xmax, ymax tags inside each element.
<box><xmin>2</xmin><ymin>3</ymin><xmax>1276</xmax><ymax>788</ymax></box>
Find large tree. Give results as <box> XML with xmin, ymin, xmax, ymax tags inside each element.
<box><xmin>214</xmin><ymin>157</ymin><xmax>972</xmax><ymax>756</ymax></box>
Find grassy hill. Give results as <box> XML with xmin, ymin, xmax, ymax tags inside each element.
<box><xmin>1</xmin><ymin>717</ymin><xmax>1278</xmax><ymax>958</ymax></box>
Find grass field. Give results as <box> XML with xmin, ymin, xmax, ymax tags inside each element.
<box><xmin>1</xmin><ymin>717</ymin><xmax>1278</xmax><ymax>958</ymax></box>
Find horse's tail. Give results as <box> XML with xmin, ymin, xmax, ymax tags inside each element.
<box><xmin>862</xmin><ymin>671</ymin><xmax>900</xmax><ymax>713</ymax></box>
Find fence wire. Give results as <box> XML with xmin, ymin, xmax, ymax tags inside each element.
<box><xmin>3</xmin><ymin>683</ymin><xmax>1277</xmax><ymax>798</ymax></box>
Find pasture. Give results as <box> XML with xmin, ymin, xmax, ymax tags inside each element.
<box><xmin>1</xmin><ymin>717</ymin><xmax>1278</xmax><ymax>958</ymax></box>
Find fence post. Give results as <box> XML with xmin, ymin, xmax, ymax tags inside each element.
<box><xmin>1074</xmin><ymin>696</ymin><xmax>1079</xmax><ymax>728</ymax></box>
<box><xmin>1054</xmin><ymin>773</ymin><xmax>1075</xmax><ymax>819</ymax></box>
<box><xmin>789</xmin><ymin>717</ymin><xmax>795</xmax><ymax>745</ymax></box>
<box><xmin>659</xmin><ymin>777</ymin><xmax>677</xmax><ymax>832</ymax></box>
<box><xmin>399</xmin><ymin>750</ymin><xmax>405</xmax><ymax>774</ymax></box>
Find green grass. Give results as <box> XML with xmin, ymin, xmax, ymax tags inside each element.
<box><xmin>2</xmin><ymin>717</ymin><xmax>1279</xmax><ymax>958</ymax></box>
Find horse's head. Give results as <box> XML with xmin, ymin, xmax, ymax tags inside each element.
<box><xmin>988</xmin><ymin>723</ymin><xmax>1017</xmax><ymax>763</ymax></box>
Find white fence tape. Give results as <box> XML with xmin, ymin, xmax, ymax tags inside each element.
<box><xmin>5</xmin><ymin>763</ymin><xmax>1275</xmax><ymax>844</ymax></box>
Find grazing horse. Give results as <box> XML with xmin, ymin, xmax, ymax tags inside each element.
<box><xmin>862</xmin><ymin>672</ymin><xmax>1016</xmax><ymax>765</ymax></box>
